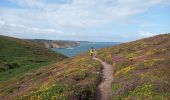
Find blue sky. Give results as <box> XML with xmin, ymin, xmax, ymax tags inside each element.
<box><xmin>0</xmin><ymin>0</ymin><xmax>170</xmax><ymax>42</ymax></box>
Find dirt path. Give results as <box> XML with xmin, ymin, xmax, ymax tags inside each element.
<box><xmin>94</xmin><ymin>57</ymin><xmax>114</xmax><ymax>100</ymax></box>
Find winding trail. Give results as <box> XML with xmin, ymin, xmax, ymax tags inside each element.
<box><xmin>94</xmin><ymin>57</ymin><xmax>114</xmax><ymax>100</ymax></box>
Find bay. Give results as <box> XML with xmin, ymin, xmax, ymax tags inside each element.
<box><xmin>52</xmin><ymin>42</ymin><xmax>120</xmax><ymax>57</ymax></box>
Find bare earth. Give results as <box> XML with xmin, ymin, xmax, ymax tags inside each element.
<box><xmin>94</xmin><ymin>58</ymin><xmax>114</xmax><ymax>100</ymax></box>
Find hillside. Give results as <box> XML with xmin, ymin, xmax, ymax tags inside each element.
<box><xmin>0</xmin><ymin>53</ymin><xmax>102</xmax><ymax>100</ymax></box>
<box><xmin>0</xmin><ymin>35</ymin><xmax>67</xmax><ymax>60</ymax></box>
<box><xmin>0</xmin><ymin>35</ymin><xmax>67</xmax><ymax>92</ymax></box>
<box><xmin>0</xmin><ymin>35</ymin><xmax>67</xmax><ymax>71</ymax></box>
<box><xmin>29</xmin><ymin>39</ymin><xmax>79</xmax><ymax>48</ymax></box>
<box><xmin>97</xmin><ymin>34</ymin><xmax>170</xmax><ymax>99</ymax></box>
<box><xmin>0</xmin><ymin>35</ymin><xmax>102</xmax><ymax>100</ymax></box>
<box><xmin>0</xmin><ymin>34</ymin><xmax>169</xmax><ymax>100</ymax></box>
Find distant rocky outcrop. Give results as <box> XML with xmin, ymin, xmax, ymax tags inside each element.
<box><xmin>29</xmin><ymin>39</ymin><xmax>80</xmax><ymax>48</ymax></box>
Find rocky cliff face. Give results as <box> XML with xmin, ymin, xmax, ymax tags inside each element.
<box><xmin>29</xmin><ymin>39</ymin><xmax>80</xmax><ymax>48</ymax></box>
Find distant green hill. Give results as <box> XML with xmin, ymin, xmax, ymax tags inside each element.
<box><xmin>97</xmin><ymin>33</ymin><xmax>170</xmax><ymax>99</ymax></box>
<box><xmin>0</xmin><ymin>35</ymin><xmax>67</xmax><ymax>60</ymax></box>
<box><xmin>0</xmin><ymin>35</ymin><xmax>67</xmax><ymax>81</ymax></box>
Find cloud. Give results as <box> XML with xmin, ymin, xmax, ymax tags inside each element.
<box><xmin>138</xmin><ymin>31</ymin><xmax>158</xmax><ymax>37</ymax></box>
<box><xmin>0</xmin><ymin>0</ymin><xmax>169</xmax><ymax>40</ymax></box>
<box><xmin>0</xmin><ymin>20</ymin><xmax>64</xmax><ymax>35</ymax></box>
<box><xmin>0</xmin><ymin>20</ymin><xmax>6</xmax><ymax>27</ymax></box>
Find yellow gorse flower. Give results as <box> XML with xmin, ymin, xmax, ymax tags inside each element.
<box><xmin>115</xmin><ymin>66</ymin><xmax>135</xmax><ymax>76</ymax></box>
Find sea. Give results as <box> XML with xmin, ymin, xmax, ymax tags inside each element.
<box><xmin>52</xmin><ymin>42</ymin><xmax>120</xmax><ymax>57</ymax></box>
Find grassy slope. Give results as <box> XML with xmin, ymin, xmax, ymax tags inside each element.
<box><xmin>0</xmin><ymin>35</ymin><xmax>66</xmax><ymax>60</ymax></box>
<box><xmin>1</xmin><ymin>53</ymin><xmax>102</xmax><ymax>100</ymax></box>
<box><xmin>97</xmin><ymin>34</ymin><xmax>170</xmax><ymax>99</ymax></box>
<box><xmin>0</xmin><ymin>35</ymin><xmax>67</xmax><ymax>94</ymax></box>
<box><xmin>0</xmin><ymin>35</ymin><xmax>102</xmax><ymax>100</ymax></box>
<box><xmin>1</xmin><ymin>34</ymin><xmax>169</xmax><ymax>100</ymax></box>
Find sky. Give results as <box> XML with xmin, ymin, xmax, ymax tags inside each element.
<box><xmin>0</xmin><ymin>0</ymin><xmax>170</xmax><ymax>42</ymax></box>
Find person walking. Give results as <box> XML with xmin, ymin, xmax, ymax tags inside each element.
<box><xmin>89</xmin><ymin>47</ymin><xmax>94</xmax><ymax>59</ymax></box>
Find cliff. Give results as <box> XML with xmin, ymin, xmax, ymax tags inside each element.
<box><xmin>29</xmin><ymin>39</ymin><xmax>80</xmax><ymax>48</ymax></box>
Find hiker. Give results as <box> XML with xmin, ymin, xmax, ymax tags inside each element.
<box><xmin>89</xmin><ymin>47</ymin><xmax>94</xmax><ymax>59</ymax></box>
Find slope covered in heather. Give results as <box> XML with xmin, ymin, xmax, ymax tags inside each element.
<box><xmin>1</xmin><ymin>34</ymin><xmax>169</xmax><ymax>100</ymax></box>
<box><xmin>97</xmin><ymin>34</ymin><xmax>170</xmax><ymax>99</ymax></box>
<box><xmin>0</xmin><ymin>35</ymin><xmax>102</xmax><ymax>100</ymax></box>
<box><xmin>1</xmin><ymin>53</ymin><xmax>102</xmax><ymax>100</ymax></box>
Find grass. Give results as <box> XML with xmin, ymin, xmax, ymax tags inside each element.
<box><xmin>1</xmin><ymin>34</ymin><xmax>170</xmax><ymax>99</ymax></box>
<box><xmin>0</xmin><ymin>35</ymin><xmax>68</xmax><ymax>99</ymax></box>
<box><xmin>0</xmin><ymin>53</ymin><xmax>102</xmax><ymax>100</ymax></box>
<box><xmin>0</xmin><ymin>35</ymin><xmax>67</xmax><ymax>80</ymax></box>
<box><xmin>17</xmin><ymin>83</ymin><xmax>69</xmax><ymax>100</ymax></box>
<box><xmin>0</xmin><ymin>60</ymin><xmax>52</xmax><ymax>81</ymax></box>
<box><xmin>0</xmin><ymin>35</ymin><xmax>67</xmax><ymax>60</ymax></box>
<box><xmin>97</xmin><ymin>33</ymin><xmax>170</xmax><ymax>99</ymax></box>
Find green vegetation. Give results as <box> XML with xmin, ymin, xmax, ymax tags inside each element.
<box><xmin>1</xmin><ymin>34</ymin><xmax>170</xmax><ymax>99</ymax></box>
<box><xmin>18</xmin><ymin>83</ymin><xmax>69</xmax><ymax>100</ymax></box>
<box><xmin>0</xmin><ymin>35</ymin><xmax>66</xmax><ymax>72</ymax></box>
<box><xmin>0</xmin><ymin>35</ymin><xmax>66</xmax><ymax>60</ymax></box>
<box><xmin>0</xmin><ymin>35</ymin><xmax>102</xmax><ymax>99</ymax></box>
<box><xmin>0</xmin><ymin>54</ymin><xmax>102</xmax><ymax>99</ymax></box>
<box><xmin>0</xmin><ymin>35</ymin><xmax>67</xmax><ymax>98</ymax></box>
<box><xmin>97</xmin><ymin>34</ymin><xmax>170</xmax><ymax>99</ymax></box>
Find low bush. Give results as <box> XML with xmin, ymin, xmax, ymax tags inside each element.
<box><xmin>5</xmin><ymin>62</ymin><xmax>20</xmax><ymax>69</ymax></box>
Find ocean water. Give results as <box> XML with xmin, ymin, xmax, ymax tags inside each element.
<box><xmin>52</xmin><ymin>42</ymin><xmax>120</xmax><ymax>57</ymax></box>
